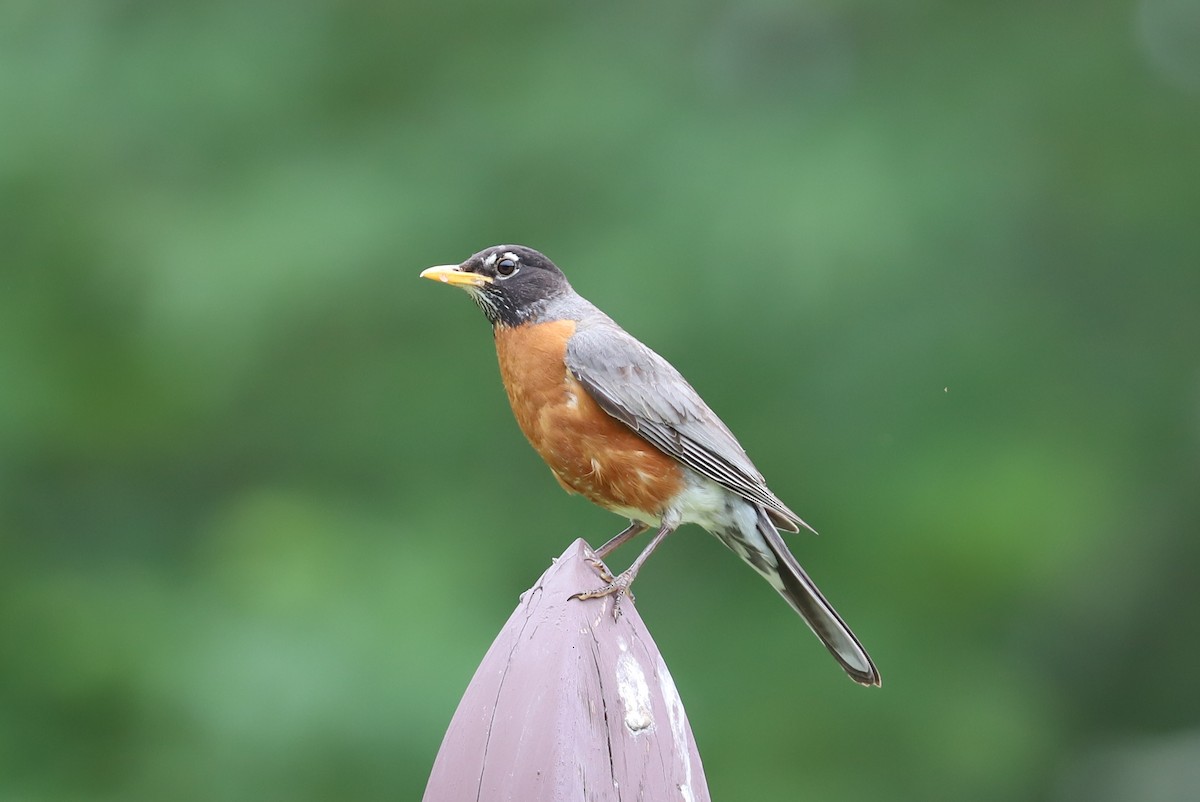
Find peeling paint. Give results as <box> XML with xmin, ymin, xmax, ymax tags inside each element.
<box><xmin>660</xmin><ymin>661</ymin><xmax>694</xmax><ymax>797</ymax></box>
<box><xmin>616</xmin><ymin>651</ymin><xmax>654</xmax><ymax>733</ymax></box>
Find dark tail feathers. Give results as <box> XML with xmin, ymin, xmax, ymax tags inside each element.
<box><xmin>754</xmin><ymin>508</ymin><xmax>881</xmax><ymax>686</ymax></box>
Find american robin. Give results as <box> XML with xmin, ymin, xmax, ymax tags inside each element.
<box><xmin>420</xmin><ymin>245</ymin><xmax>880</xmax><ymax>686</ymax></box>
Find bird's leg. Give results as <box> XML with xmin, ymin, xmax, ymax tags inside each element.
<box><xmin>594</xmin><ymin>521</ymin><xmax>649</xmax><ymax>559</ymax></box>
<box><xmin>572</xmin><ymin>522</ymin><xmax>677</xmax><ymax>620</ymax></box>
<box><xmin>582</xmin><ymin>521</ymin><xmax>649</xmax><ymax>586</ymax></box>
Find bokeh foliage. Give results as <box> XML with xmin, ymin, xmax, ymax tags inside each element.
<box><xmin>2</xmin><ymin>0</ymin><xmax>1198</xmax><ymax>800</ymax></box>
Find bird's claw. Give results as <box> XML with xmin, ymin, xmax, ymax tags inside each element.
<box><xmin>582</xmin><ymin>556</ymin><xmax>616</xmax><ymax>585</ymax></box>
<box><xmin>571</xmin><ymin>568</ymin><xmax>637</xmax><ymax>620</ymax></box>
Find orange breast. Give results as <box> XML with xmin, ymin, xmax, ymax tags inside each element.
<box><xmin>494</xmin><ymin>321</ymin><xmax>684</xmax><ymax>519</ymax></box>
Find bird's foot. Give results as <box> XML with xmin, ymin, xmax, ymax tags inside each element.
<box><xmin>582</xmin><ymin>556</ymin><xmax>616</xmax><ymax>585</ymax></box>
<box><xmin>571</xmin><ymin>567</ymin><xmax>637</xmax><ymax>620</ymax></box>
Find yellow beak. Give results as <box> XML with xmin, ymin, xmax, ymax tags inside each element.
<box><xmin>419</xmin><ymin>265</ymin><xmax>493</xmax><ymax>288</ymax></box>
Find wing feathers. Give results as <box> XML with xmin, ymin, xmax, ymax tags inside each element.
<box><xmin>566</xmin><ymin>320</ymin><xmax>807</xmax><ymax>532</ymax></box>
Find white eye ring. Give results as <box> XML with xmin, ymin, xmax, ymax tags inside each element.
<box><xmin>496</xmin><ymin>257</ymin><xmax>519</xmax><ymax>278</ymax></box>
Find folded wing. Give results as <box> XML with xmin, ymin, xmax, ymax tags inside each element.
<box><xmin>566</xmin><ymin>320</ymin><xmax>810</xmax><ymax>533</ymax></box>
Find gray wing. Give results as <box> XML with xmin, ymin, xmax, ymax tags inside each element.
<box><xmin>565</xmin><ymin>319</ymin><xmax>809</xmax><ymax>533</ymax></box>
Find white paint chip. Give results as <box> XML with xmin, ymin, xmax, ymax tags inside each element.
<box><xmin>616</xmin><ymin>652</ymin><xmax>654</xmax><ymax>733</ymax></box>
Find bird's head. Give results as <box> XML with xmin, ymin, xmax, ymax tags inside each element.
<box><xmin>420</xmin><ymin>245</ymin><xmax>572</xmax><ymax>327</ymax></box>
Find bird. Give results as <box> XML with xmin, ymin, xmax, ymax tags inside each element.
<box><xmin>420</xmin><ymin>244</ymin><xmax>880</xmax><ymax>686</ymax></box>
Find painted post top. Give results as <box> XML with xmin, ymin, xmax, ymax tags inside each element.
<box><xmin>423</xmin><ymin>538</ymin><xmax>710</xmax><ymax>802</ymax></box>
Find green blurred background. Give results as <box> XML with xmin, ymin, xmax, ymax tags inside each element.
<box><xmin>3</xmin><ymin>0</ymin><xmax>1199</xmax><ymax>800</ymax></box>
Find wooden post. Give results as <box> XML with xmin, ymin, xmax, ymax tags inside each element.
<box><xmin>423</xmin><ymin>538</ymin><xmax>711</xmax><ymax>802</ymax></box>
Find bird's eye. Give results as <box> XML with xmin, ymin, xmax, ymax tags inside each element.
<box><xmin>496</xmin><ymin>257</ymin><xmax>518</xmax><ymax>278</ymax></box>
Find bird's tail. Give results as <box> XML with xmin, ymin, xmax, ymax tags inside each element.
<box><xmin>719</xmin><ymin>508</ymin><xmax>881</xmax><ymax>686</ymax></box>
